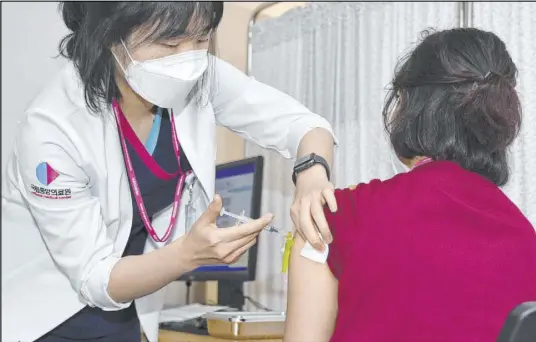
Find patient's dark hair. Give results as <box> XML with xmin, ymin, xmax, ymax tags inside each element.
<box><xmin>58</xmin><ymin>2</ymin><xmax>224</xmax><ymax>113</ymax></box>
<box><xmin>383</xmin><ymin>28</ymin><xmax>521</xmax><ymax>186</ymax></box>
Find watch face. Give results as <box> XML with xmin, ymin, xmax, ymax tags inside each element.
<box><xmin>295</xmin><ymin>161</ymin><xmax>310</xmax><ymax>173</ymax></box>
<box><xmin>292</xmin><ymin>153</ymin><xmax>329</xmax><ymax>184</ymax></box>
<box><xmin>295</xmin><ymin>153</ymin><xmax>314</xmax><ymax>167</ymax></box>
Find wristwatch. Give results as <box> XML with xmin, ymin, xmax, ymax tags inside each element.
<box><xmin>292</xmin><ymin>153</ymin><xmax>331</xmax><ymax>185</ymax></box>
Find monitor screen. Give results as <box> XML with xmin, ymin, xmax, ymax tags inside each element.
<box><xmin>178</xmin><ymin>156</ymin><xmax>263</xmax><ymax>282</ymax></box>
<box><xmin>199</xmin><ymin>162</ymin><xmax>256</xmax><ymax>273</ymax></box>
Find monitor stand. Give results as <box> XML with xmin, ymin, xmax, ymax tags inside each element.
<box><xmin>217</xmin><ymin>280</ymin><xmax>245</xmax><ymax>310</ymax></box>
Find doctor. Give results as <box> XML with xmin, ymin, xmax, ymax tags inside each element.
<box><xmin>2</xmin><ymin>2</ymin><xmax>337</xmax><ymax>342</ymax></box>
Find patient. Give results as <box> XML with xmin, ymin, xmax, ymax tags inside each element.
<box><xmin>284</xmin><ymin>28</ymin><xmax>536</xmax><ymax>342</ymax></box>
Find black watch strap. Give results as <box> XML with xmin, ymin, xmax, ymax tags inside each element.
<box><xmin>292</xmin><ymin>153</ymin><xmax>331</xmax><ymax>185</ymax></box>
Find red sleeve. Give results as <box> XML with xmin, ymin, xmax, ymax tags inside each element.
<box><xmin>325</xmin><ymin>181</ymin><xmax>381</xmax><ymax>279</ymax></box>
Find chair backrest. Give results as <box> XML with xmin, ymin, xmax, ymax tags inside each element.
<box><xmin>497</xmin><ymin>302</ymin><xmax>536</xmax><ymax>342</ymax></box>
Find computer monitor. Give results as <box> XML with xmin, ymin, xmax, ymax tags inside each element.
<box><xmin>179</xmin><ymin>156</ymin><xmax>264</xmax><ymax>282</ymax></box>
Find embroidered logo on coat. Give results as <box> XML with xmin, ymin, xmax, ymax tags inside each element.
<box><xmin>36</xmin><ymin>162</ymin><xmax>59</xmax><ymax>185</ymax></box>
<box><xmin>30</xmin><ymin>162</ymin><xmax>72</xmax><ymax>199</ymax></box>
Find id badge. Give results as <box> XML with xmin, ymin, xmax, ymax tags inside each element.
<box><xmin>184</xmin><ymin>176</ymin><xmax>198</xmax><ymax>233</ymax></box>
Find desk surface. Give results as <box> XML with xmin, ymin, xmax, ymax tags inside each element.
<box><xmin>159</xmin><ymin>329</ymin><xmax>282</xmax><ymax>342</ymax></box>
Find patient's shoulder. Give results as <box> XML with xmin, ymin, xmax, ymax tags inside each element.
<box><xmin>325</xmin><ymin>179</ymin><xmax>385</xmax><ymax>278</ymax></box>
<box><xmin>327</xmin><ymin>179</ymin><xmax>384</xmax><ymax>224</ymax></box>
<box><xmin>335</xmin><ymin>178</ymin><xmax>384</xmax><ymax>202</ymax></box>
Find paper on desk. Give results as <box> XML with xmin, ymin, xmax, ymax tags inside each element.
<box><xmin>159</xmin><ymin>303</ymin><xmax>229</xmax><ymax>323</ymax></box>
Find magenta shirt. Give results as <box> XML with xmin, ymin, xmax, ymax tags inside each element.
<box><xmin>325</xmin><ymin>161</ymin><xmax>536</xmax><ymax>342</ymax></box>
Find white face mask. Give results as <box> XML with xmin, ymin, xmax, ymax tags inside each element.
<box><xmin>390</xmin><ymin>149</ymin><xmax>410</xmax><ymax>175</ymax></box>
<box><xmin>113</xmin><ymin>40</ymin><xmax>209</xmax><ymax>108</ymax></box>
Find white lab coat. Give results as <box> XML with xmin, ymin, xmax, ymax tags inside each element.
<box><xmin>1</xmin><ymin>57</ymin><xmax>335</xmax><ymax>342</ymax></box>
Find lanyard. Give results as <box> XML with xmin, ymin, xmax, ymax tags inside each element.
<box><xmin>112</xmin><ymin>99</ymin><xmax>190</xmax><ymax>242</ymax></box>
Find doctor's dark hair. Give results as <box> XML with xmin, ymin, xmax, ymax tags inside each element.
<box><xmin>58</xmin><ymin>1</ymin><xmax>224</xmax><ymax>113</ymax></box>
<box><xmin>383</xmin><ymin>28</ymin><xmax>521</xmax><ymax>186</ymax></box>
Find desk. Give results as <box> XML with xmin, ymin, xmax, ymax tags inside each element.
<box><xmin>159</xmin><ymin>329</ymin><xmax>282</xmax><ymax>342</ymax></box>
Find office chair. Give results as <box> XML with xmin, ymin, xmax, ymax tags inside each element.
<box><xmin>497</xmin><ymin>302</ymin><xmax>536</xmax><ymax>342</ymax></box>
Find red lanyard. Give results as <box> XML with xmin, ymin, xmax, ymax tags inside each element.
<box><xmin>112</xmin><ymin>99</ymin><xmax>190</xmax><ymax>242</ymax></box>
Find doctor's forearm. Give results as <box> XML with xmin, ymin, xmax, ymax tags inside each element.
<box><xmin>296</xmin><ymin>128</ymin><xmax>334</xmax><ymax>177</ymax></box>
<box><xmin>107</xmin><ymin>237</ymin><xmax>194</xmax><ymax>303</ymax></box>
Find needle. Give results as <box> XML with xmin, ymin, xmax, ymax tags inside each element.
<box><xmin>220</xmin><ymin>207</ymin><xmax>279</xmax><ymax>233</ymax></box>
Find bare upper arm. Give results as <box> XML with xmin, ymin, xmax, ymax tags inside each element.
<box><xmin>284</xmin><ymin>235</ymin><xmax>338</xmax><ymax>342</ymax></box>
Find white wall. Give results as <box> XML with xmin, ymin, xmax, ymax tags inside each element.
<box><xmin>1</xmin><ymin>2</ymin><xmax>68</xmax><ymax>175</ymax></box>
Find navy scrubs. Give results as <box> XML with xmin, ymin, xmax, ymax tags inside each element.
<box><xmin>36</xmin><ymin>109</ymin><xmax>191</xmax><ymax>341</ymax></box>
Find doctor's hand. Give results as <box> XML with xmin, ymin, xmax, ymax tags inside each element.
<box><xmin>182</xmin><ymin>195</ymin><xmax>274</xmax><ymax>267</ymax></box>
<box><xmin>291</xmin><ymin>164</ymin><xmax>337</xmax><ymax>252</ymax></box>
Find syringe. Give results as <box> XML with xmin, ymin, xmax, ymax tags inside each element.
<box><xmin>219</xmin><ymin>207</ymin><xmax>279</xmax><ymax>233</ymax></box>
